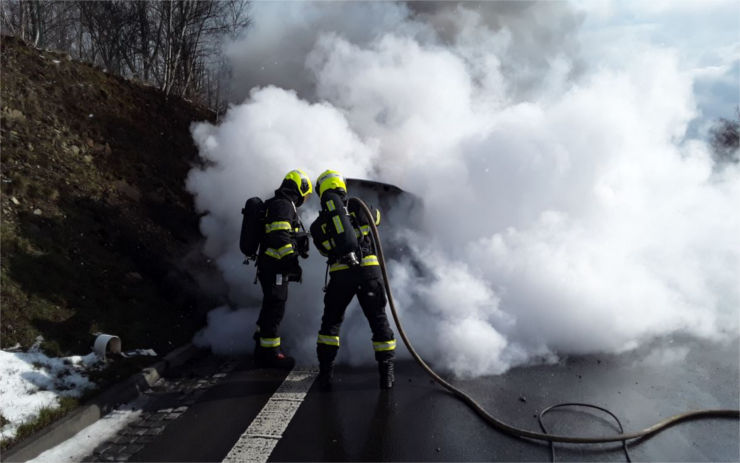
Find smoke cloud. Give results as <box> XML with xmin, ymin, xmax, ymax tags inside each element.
<box><xmin>186</xmin><ymin>1</ymin><xmax>740</xmax><ymax>377</ymax></box>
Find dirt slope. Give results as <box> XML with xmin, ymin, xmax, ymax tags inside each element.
<box><xmin>1</xmin><ymin>35</ymin><xmax>223</xmax><ymax>358</ymax></box>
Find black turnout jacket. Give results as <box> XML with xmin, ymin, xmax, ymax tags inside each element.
<box><xmin>258</xmin><ymin>180</ymin><xmax>305</xmax><ymax>276</ymax></box>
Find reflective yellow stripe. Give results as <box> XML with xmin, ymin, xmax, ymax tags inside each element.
<box><xmin>321</xmin><ymin>223</ymin><xmax>327</xmax><ymax>234</ymax></box>
<box><xmin>260</xmin><ymin>337</ymin><xmax>281</xmax><ymax>348</ymax></box>
<box><xmin>352</xmin><ymin>224</ymin><xmax>370</xmax><ymax>238</ymax></box>
<box><xmin>326</xmin><ymin>200</ymin><xmax>336</xmax><ymax>211</ymax></box>
<box><xmin>317</xmin><ymin>334</ymin><xmax>340</xmax><ymax>346</ymax></box>
<box><xmin>373</xmin><ymin>339</ymin><xmax>396</xmax><ymax>351</ymax></box>
<box><xmin>332</xmin><ymin>215</ymin><xmax>344</xmax><ymax>234</ymax></box>
<box><xmin>330</xmin><ymin>263</ymin><xmax>350</xmax><ymax>272</ymax></box>
<box><xmin>265</xmin><ymin>243</ymin><xmax>295</xmax><ymax>259</ymax></box>
<box><xmin>330</xmin><ymin>255</ymin><xmax>378</xmax><ymax>272</ymax></box>
<box><xmin>375</xmin><ymin>209</ymin><xmax>381</xmax><ymax>225</ymax></box>
<box><xmin>322</xmin><ymin>240</ymin><xmax>333</xmax><ymax>251</ymax></box>
<box><xmin>264</xmin><ymin>221</ymin><xmax>292</xmax><ymax>233</ymax></box>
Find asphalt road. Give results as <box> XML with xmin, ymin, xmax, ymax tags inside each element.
<box><xmin>85</xmin><ymin>337</ymin><xmax>739</xmax><ymax>462</ymax></box>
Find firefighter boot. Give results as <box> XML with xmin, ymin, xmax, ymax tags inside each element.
<box><xmin>318</xmin><ymin>362</ymin><xmax>334</xmax><ymax>391</ymax></box>
<box><xmin>378</xmin><ymin>359</ymin><xmax>394</xmax><ymax>390</ymax></box>
<box><xmin>255</xmin><ymin>346</ymin><xmax>294</xmax><ymax>370</ymax></box>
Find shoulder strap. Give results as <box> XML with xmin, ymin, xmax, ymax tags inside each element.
<box><xmin>290</xmin><ymin>200</ymin><xmax>307</xmax><ymax>232</ymax></box>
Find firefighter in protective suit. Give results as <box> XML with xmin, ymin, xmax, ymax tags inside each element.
<box><xmin>254</xmin><ymin>169</ymin><xmax>312</xmax><ymax>368</ymax></box>
<box><xmin>310</xmin><ymin>170</ymin><xmax>397</xmax><ymax>389</ymax></box>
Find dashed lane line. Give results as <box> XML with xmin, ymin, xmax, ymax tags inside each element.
<box><xmin>222</xmin><ymin>367</ymin><xmax>317</xmax><ymax>463</ymax></box>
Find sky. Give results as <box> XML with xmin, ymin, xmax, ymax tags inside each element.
<box><xmin>575</xmin><ymin>0</ymin><xmax>740</xmax><ymax>135</ymax></box>
<box><xmin>187</xmin><ymin>0</ymin><xmax>740</xmax><ymax>378</ymax></box>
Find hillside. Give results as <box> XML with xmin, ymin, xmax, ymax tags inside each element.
<box><xmin>0</xmin><ymin>36</ymin><xmax>222</xmax><ymax>360</ymax></box>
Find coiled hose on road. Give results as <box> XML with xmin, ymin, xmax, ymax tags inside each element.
<box><xmin>349</xmin><ymin>197</ymin><xmax>739</xmax><ymax>460</ymax></box>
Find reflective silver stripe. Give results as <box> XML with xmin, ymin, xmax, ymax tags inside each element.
<box><xmin>326</xmin><ymin>200</ymin><xmax>336</xmax><ymax>211</ymax></box>
<box><xmin>265</xmin><ymin>221</ymin><xmax>292</xmax><ymax>233</ymax></box>
<box><xmin>277</xmin><ymin>244</ymin><xmax>294</xmax><ymax>256</ymax></box>
<box><xmin>260</xmin><ymin>337</ymin><xmax>281</xmax><ymax>348</ymax></box>
<box><xmin>318</xmin><ymin>172</ymin><xmax>343</xmax><ymax>184</ymax></box>
<box><xmin>265</xmin><ymin>243</ymin><xmax>294</xmax><ymax>259</ymax></box>
<box><xmin>317</xmin><ymin>334</ymin><xmax>340</xmax><ymax>346</ymax></box>
<box><xmin>373</xmin><ymin>340</ymin><xmax>396</xmax><ymax>351</ymax></box>
<box><xmin>332</xmin><ymin>215</ymin><xmax>344</xmax><ymax>234</ymax></box>
<box><xmin>329</xmin><ymin>263</ymin><xmax>350</xmax><ymax>272</ymax></box>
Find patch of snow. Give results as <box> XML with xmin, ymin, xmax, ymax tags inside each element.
<box><xmin>0</xmin><ymin>338</ymin><xmax>102</xmax><ymax>443</ymax></box>
<box><xmin>121</xmin><ymin>348</ymin><xmax>157</xmax><ymax>357</ymax></box>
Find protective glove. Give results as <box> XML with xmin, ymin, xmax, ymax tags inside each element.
<box><xmin>295</xmin><ymin>232</ymin><xmax>310</xmax><ymax>259</ymax></box>
<box><xmin>339</xmin><ymin>251</ymin><xmax>360</xmax><ymax>267</ymax></box>
<box><xmin>285</xmin><ymin>260</ymin><xmax>303</xmax><ymax>282</ymax></box>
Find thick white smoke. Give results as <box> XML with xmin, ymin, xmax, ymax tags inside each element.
<box><xmin>187</xmin><ymin>1</ymin><xmax>740</xmax><ymax>377</ymax></box>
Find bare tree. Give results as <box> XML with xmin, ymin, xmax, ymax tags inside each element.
<box><xmin>1</xmin><ymin>0</ymin><xmax>250</xmax><ymax>110</ymax></box>
<box><xmin>78</xmin><ymin>1</ymin><xmax>135</xmax><ymax>74</ymax></box>
<box><xmin>131</xmin><ymin>1</ymin><xmax>164</xmax><ymax>81</ymax></box>
<box><xmin>156</xmin><ymin>0</ymin><xmax>249</xmax><ymax>98</ymax></box>
<box><xmin>1</xmin><ymin>0</ymin><xmax>71</xmax><ymax>48</ymax></box>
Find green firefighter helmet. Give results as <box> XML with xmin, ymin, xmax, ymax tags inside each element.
<box><xmin>316</xmin><ymin>169</ymin><xmax>347</xmax><ymax>196</ymax></box>
<box><xmin>284</xmin><ymin>169</ymin><xmax>313</xmax><ymax>198</ymax></box>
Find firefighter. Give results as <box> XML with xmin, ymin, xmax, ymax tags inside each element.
<box><xmin>310</xmin><ymin>170</ymin><xmax>397</xmax><ymax>389</ymax></box>
<box><xmin>254</xmin><ymin>169</ymin><xmax>312</xmax><ymax>368</ymax></box>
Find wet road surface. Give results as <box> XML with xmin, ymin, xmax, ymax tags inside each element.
<box><xmin>85</xmin><ymin>337</ymin><xmax>739</xmax><ymax>462</ymax></box>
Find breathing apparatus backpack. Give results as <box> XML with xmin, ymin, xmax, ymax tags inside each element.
<box><xmin>315</xmin><ymin>190</ymin><xmax>361</xmax><ymax>266</ymax></box>
<box><xmin>239</xmin><ymin>196</ymin><xmax>266</xmax><ymax>262</ymax></box>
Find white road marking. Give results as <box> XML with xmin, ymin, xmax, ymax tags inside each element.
<box><xmin>222</xmin><ymin>367</ymin><xmax>317</xmax><ymax>463</ymax></box>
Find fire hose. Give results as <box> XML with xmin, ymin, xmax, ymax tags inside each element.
<box><xmin>349</xmin><ymin>196</ymin><xmax>739</xmax><ymax>461</ymax></box>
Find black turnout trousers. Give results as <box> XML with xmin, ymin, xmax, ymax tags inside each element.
<box><xmin>257</xmin><ymin>270</ymin><xmax>289</xmax><ymax>339</ymax></box>
<box><xmin>318</xmin><ymin>268</ymin><xmax>395</xmax><ymax>362</ymax></box>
